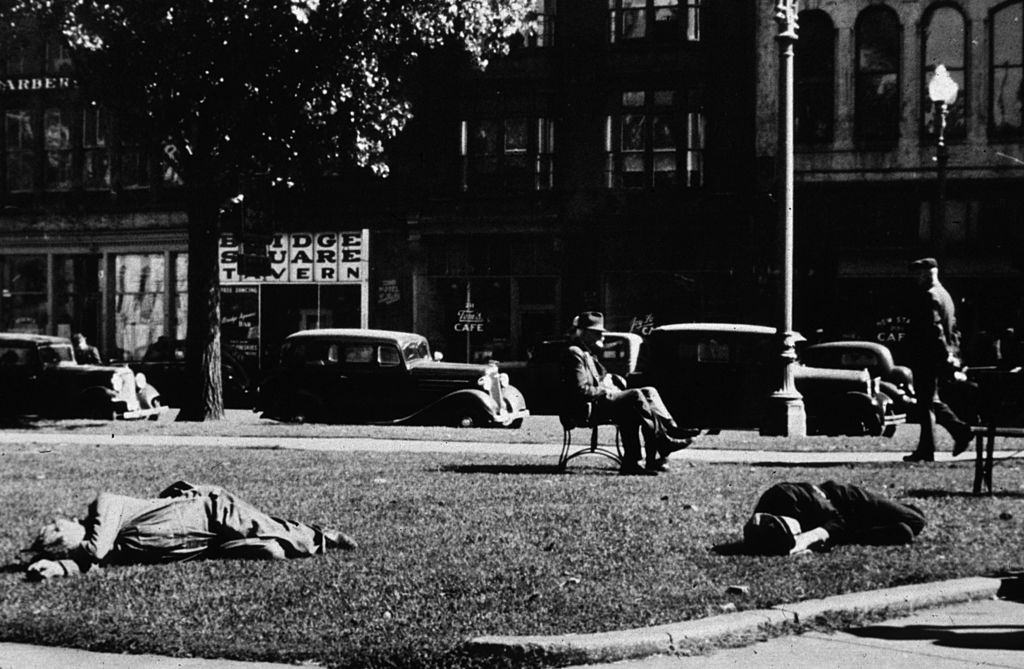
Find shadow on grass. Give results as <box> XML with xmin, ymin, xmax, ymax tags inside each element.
<box><xmin>1</xmin><ymin>562</ymin><xmax>27</xmax><ymax>575</ymax></box>
<box><xmin>439</xmin><ymin>463</ymin><xmax>613</xmax><ymax>475</ymax></box>
<box><xmin>848</xmin><ymin>623</ymin><xmax>1024</xmax><ymax>651</ymax></box>
<box><xmin>906</xmin><ymin>488</ymin><xmax>1024</xmax><ymax>499</ymax></box>
<box><xmin>745</xmin><ymin>461</ymin><xmax>874</xmax><ymax>469</ymax></box>
<box><xmin>710</xmin><ymin>540</ymin><xmax>762</xmax><ymax>556</ymax></box>
<box><xmin>0</xmin><ymin>417</ymin><xmax>40</xmax><ymax>430</ymax></box>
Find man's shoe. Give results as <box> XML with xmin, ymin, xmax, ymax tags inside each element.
<box><xmin>658</xmin><ymin>434</ymin><xmax>692</xmax><ymax>454</ymax></box>
<box><xmin>646</xmin><ymin>458</ymin><xmax>670</xmax><ymax>473</ymax></box>
<box><xmin>667</xmin><ymin>425</ymin><xmax>702</xmax><ymax>439</ymax></box>
<box><xmin>619</xmin><ymin>463</ymin><xmax>658</xmax><ymax>476</ymax></box>
<box><xmin>952</xmin><ymin>428</ymin><xmax>974</xmax><ymax>457</ymax></box>
<box><xmin>324</xmin><ymin>531</ymin><xmax>359</xmax><ymax>550</ymax></box>
<box><xmin>903</xmin><ymin>452</ymin><xmax>934</xmax><ymax>463</ymax></box>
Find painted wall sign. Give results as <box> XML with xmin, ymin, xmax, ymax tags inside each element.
<box><xmin>219</xmin><ymin>230</ymin><xmax>368</xmax><ymax>284</ymax></box>
<box><xmin>0</xmin><ymin>77</ymin><xmax>74</xmax><ymax>92</ymax></box>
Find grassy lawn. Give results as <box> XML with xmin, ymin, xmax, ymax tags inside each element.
<box><xmin>1</xmin><ymin>442</ymin><xmax>1022</xmax><ymax>668</ymax></box>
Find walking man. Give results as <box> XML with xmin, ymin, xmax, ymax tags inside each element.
<box><xmin>903</xmin><ymin>257</ymin><xmax>973</xmax><ymax>462</ymax></box>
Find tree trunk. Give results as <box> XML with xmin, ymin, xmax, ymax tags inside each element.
<box><xmin>176</xmin><ymin>184</ymin><xmax>225</xmax><ymax>421</ymax></box>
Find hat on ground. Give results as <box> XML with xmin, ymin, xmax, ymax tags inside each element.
<box><xmin>743</xmin><ymin>513</ymin><xmax>802</xmax><ymax>555</ymax></box>
<box><xmin>575</xmin><ymin>311</ymin><xmax>606</xmax><ymax>332</ymax></box>
<box><xmin>909</xmin><ymin>257</ymin><xmax>938</xmax><ymax>270</ymax></box>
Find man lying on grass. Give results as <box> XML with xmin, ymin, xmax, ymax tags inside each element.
<box><xmin>21</xmin><ymin>480</ymin><xmax>357</xmax><ymax>580</ymax></box>
<box><xmin>743</xmin><ymin>481</ymin><xmax>926</xmax><ymax>556</ymax></box>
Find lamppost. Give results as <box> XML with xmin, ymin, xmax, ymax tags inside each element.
<box><xmin>761</xmin><ymin>0</ymin><xmax>806</xmax><ymax>437</ymax></box>
<box><xmin>927</xmin><ymin>64</ymin><xmax>959</xmax><ymax>260</ymax></box>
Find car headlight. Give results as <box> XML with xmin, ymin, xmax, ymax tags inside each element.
<box><xmin>477</xmin><ymin>374</ymin><xmax>493</xmax><ymax>391</ymax></box>
<box><xmin>110</xmin><ymin>373</ymin><xmax>124</xmax><ymax>393</ymax></box>
<box><xmin>135</xmin><ymin>372</ymin><xmax>148</xmax><ymax>389</ymax></box>
<box><xmin>498</xmin><ymin>372</ymin><xmax>509</xmax><ymax>388</ymax></box>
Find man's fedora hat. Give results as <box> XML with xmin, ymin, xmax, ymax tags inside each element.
<box><xmin>909</xmin><ymin>257</ymin><xmax>938</xmax><ymax>270</ymax></box>
<box><xmin>575</xmin><ymin>311</ymin><xmax>606</xmax><ymax>332</ymax></box>
<box><xmin>742</xmin><ymin>513</ymin><xmax>802</xmax><ymax>555</ymax></box>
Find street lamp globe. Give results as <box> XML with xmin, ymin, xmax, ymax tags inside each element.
<box><xmin>928</xmin><ymin>64</ymin><xmax>959</xmax><ymax>106</ymax></box>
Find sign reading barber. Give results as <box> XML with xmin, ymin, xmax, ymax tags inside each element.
<box><xmin>219</xmin><ymin>230</ymin><xmax>368</xmax><ymax>284</ymax></box>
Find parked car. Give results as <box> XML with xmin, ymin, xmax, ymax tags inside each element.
<box><xmin>802</xmin><ymin>341</ymin><xmax>915</xmax><ymax>426</ymax></box>
<box><xmin>628</xmin><ymin>324</ymin><xmax>905</xmax><ymax>436</ymax></box>
<box><xmin>501</xmin><ymin>332</ymin><xmax>643</xmax><ymax>415</ymax></box>
<box><xmin>0</xmin><ymin>333</ymin><xmax>164</xmax><ymax>420</ymax></box>
<box><xmin>255</xmin><ymin>328</ymin><xmax>529</xmax><ymax>427</ymax></box>
<box><xmin>128</xmin><ymin>338</ymin><xmax>256</xmax><ymax>409</ymax></box>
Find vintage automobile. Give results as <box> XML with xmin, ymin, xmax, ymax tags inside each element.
<box><xmin>501</xmin><ymin>332</ymin><xmax>644</xmax><ymax>415</ymax></box>
<box><xmin>128</xmin><ymin>338</ymin><xmax>256</xmax><ymax>409</ymax></box>
<box><xmin>802</xmin><ymin>340</ymin><xmax>915</xmax><ymax>428</ymax></box>
<box><xmin>629</xmin><ymin>324</ymin><xmax>905</xmax><ymax>436</ymax></box>
<box><xmin>0</xmin><ymin>333</ymin><xmax>165</xmax><ymax>420</ymax></box>
<box><xmin>255</xmin><ymin>328</ymin><xmax>529</xmax><ymax>427</ymax></box>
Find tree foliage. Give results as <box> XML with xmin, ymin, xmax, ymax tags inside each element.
<box><xmin>1</xmin><ymin>0</ymin><xmax>533</xmax><ymax>420</ymax></box>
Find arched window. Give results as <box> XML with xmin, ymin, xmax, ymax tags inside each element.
<box><xmin>855</xmin><ymin>6</ymin><xmax>901</xmax><ymax>143</ymax></box>
<box><xmin>922</xmin><ymin>4</ymin><xmax>966</xmax><ymax>138</ymax></box>
<box><xmin>991</xmin><ymin>0</ymin><xmax>1023</xmax><ymax>135</ymax></box>
<box><xmin>795</xmin><ymin>10</ymin><xmax>835</xmax><ymax>144</ymax></box>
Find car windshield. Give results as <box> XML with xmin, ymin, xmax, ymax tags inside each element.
<box><xmin>40</xmin><ymin>344</ymin><xmax>76</xmax><ymax>366</ymax></box>
<box><xmin>402</xmin><ymin>338</ymin><xmax>431</xmax><ymax>363</ymax></box>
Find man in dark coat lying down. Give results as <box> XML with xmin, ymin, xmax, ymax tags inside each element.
<box><xmin>743</xmin><ymin>481</ymin><xmax>926</xmax><ymax>555</ymax></box>
<box><xmin>23</xmin><ymin>480</ymin><xmax>357</xmax><ymax>579</ymax></box>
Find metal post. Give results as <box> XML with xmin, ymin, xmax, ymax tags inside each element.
<box><xmin>934</xmin><ymin>100</ymin><xmax>949</xmax><ymax>260</ymax></box>
<box><xmin>761</xmin><ymin>0</ymin><xmax>807</xmax><ymax>436</ymax></box>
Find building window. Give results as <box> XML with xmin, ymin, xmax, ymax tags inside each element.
<box><xmin>855</xmin><ymin>6</ymin><xmax>900</xmax><ymax>144</ymax></box>
<box><xmin>991</xmin><ymin>0</ymin><xmax>1023</xmax><ymax>136</ymax></box>
<box><xmin>4</xmin><ymin>37</ymin><xmax>38</xmax><ymax>76</ymax></box>
<box><xmin>517</xmin><ymin>0</ymin><xmax>555</xmax><ymax>48</ymax></box>
<box><xmin>795</xmin><ymin>10</ymin><xmax>835</xmax><ymax>144</ymax></box>
<box><xmin>605</xmin><ymin>90</ymin><xmax>703</xmax><ymax>189</ymax></box>
<box><xmin>45</xmin><ymin>34</ymin><xmax>72</xmax><ymax>74</ymax></box>
<box><xmin>460</xmin><ymin>118</ymin><xmax>554</xmax><ymax>192</ymax></box>
<box><xmin>609</xmin><ymin>0</ymin><xmax>700</xmax><ymax>44</ymax></box>
<box><xmin>5</xmin><ymin>110</ymin><xmax>35</xmax><ymax>193</ymax></box>
<box><xmin>82</xmin><ymin>106</ymin><xmax>110</xmax><ymax>190</ymax></box>
<box><xmin>120</xmin><ymin>145</ymin><xmax>151</xmax><ymax>189</ymax></box>
<box><xmin>922</xmin><ymin>5</ymin><xmax>966</xmax><ymax>139</ymax></box>
<box><xmin>0</xmin><ymin>255</ymin><xmax>48</xmax><ymax>334</ymax></box>
<box><xmin>43</xmin><ymin>108</ymin><xmax>72</xmax><ymax>191</ymax></box>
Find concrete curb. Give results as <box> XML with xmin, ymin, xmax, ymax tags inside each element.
<box><xmin>463</xmin><ymin>576</ymin><xmax>1003</xmax><ymax>666</ymax></box>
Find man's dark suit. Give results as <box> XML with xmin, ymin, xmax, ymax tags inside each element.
<box><xmin>906</xmin><ymin>278</ymin><xmax>971</xmax><ymax>458</ymax></box>
<box><xmin>560</xmin><ymin>342</ymin><xmax>679</xmax><ymax>467</ymax></box>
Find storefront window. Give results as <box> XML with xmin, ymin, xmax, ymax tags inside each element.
<box><xmin>174</xmin><ymin>253</ymin><xmax>188</xmax><ymax>340</ymax></box>
<box><xmin>0</xmin><ymin>255</ymin><xmax>48</xmax><ymax>333</ymax></box>
<box><xmin>54</xmin><ymin>255</ymin><xmax>101</xmax><ymax>345</ymax></box>
<box><xmin>114</xmin><ymin>253</ymin><xmax>166</xmax><ymax>360</ymax></box>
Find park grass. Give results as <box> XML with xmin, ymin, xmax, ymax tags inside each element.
<box><xmin>1</xmin><ymin>442</ymin><xmax>1022</xmax><ymax>668</ymax></box>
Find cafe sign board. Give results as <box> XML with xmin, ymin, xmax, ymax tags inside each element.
<box><xmin>220</xmin><ymin>230</ymin><xmax>368</xmax><ymax>284</ymax></box>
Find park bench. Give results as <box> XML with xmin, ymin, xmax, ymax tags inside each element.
<box><xmin>966</xmin><ymin>367</ymin><xmax>1024</xmax><ymax>495</ymax></box>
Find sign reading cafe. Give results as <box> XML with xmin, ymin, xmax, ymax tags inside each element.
<box><xmin>219</xmin><ymin>230</ymin><xmax>369</xmax><ymax>284</ymax></box>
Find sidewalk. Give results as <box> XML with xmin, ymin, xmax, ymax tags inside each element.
<box><xmin>1</xmin><ymin>428</ymin><xmax>1020</xmax><ymax>464</ymax></box>
<box><xmin>567</xmin><ymin>595</ymin><xmax>1024</xmax><ymax>669</ymax></box>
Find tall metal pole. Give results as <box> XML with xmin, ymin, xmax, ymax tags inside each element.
<box><xmin>934</xmin><ymin>100</ymin><xmax>949</xmax><ymax>261</ymax></box>
<box><xmin>761</xmin><ymin>0</ymin><xmax>807</xmax><ymax>436</ymax></box>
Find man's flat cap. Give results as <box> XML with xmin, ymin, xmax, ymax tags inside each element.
<box><xmin>909</xmin><ymin>257</ymin><xmax>938</xmax><ymax>270</ymax></box>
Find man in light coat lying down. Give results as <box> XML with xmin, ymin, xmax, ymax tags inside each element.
<box><xmin>23</xmin><ymin>480</ymin><xmax>357</xmax><ymax>579</ymax></box>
